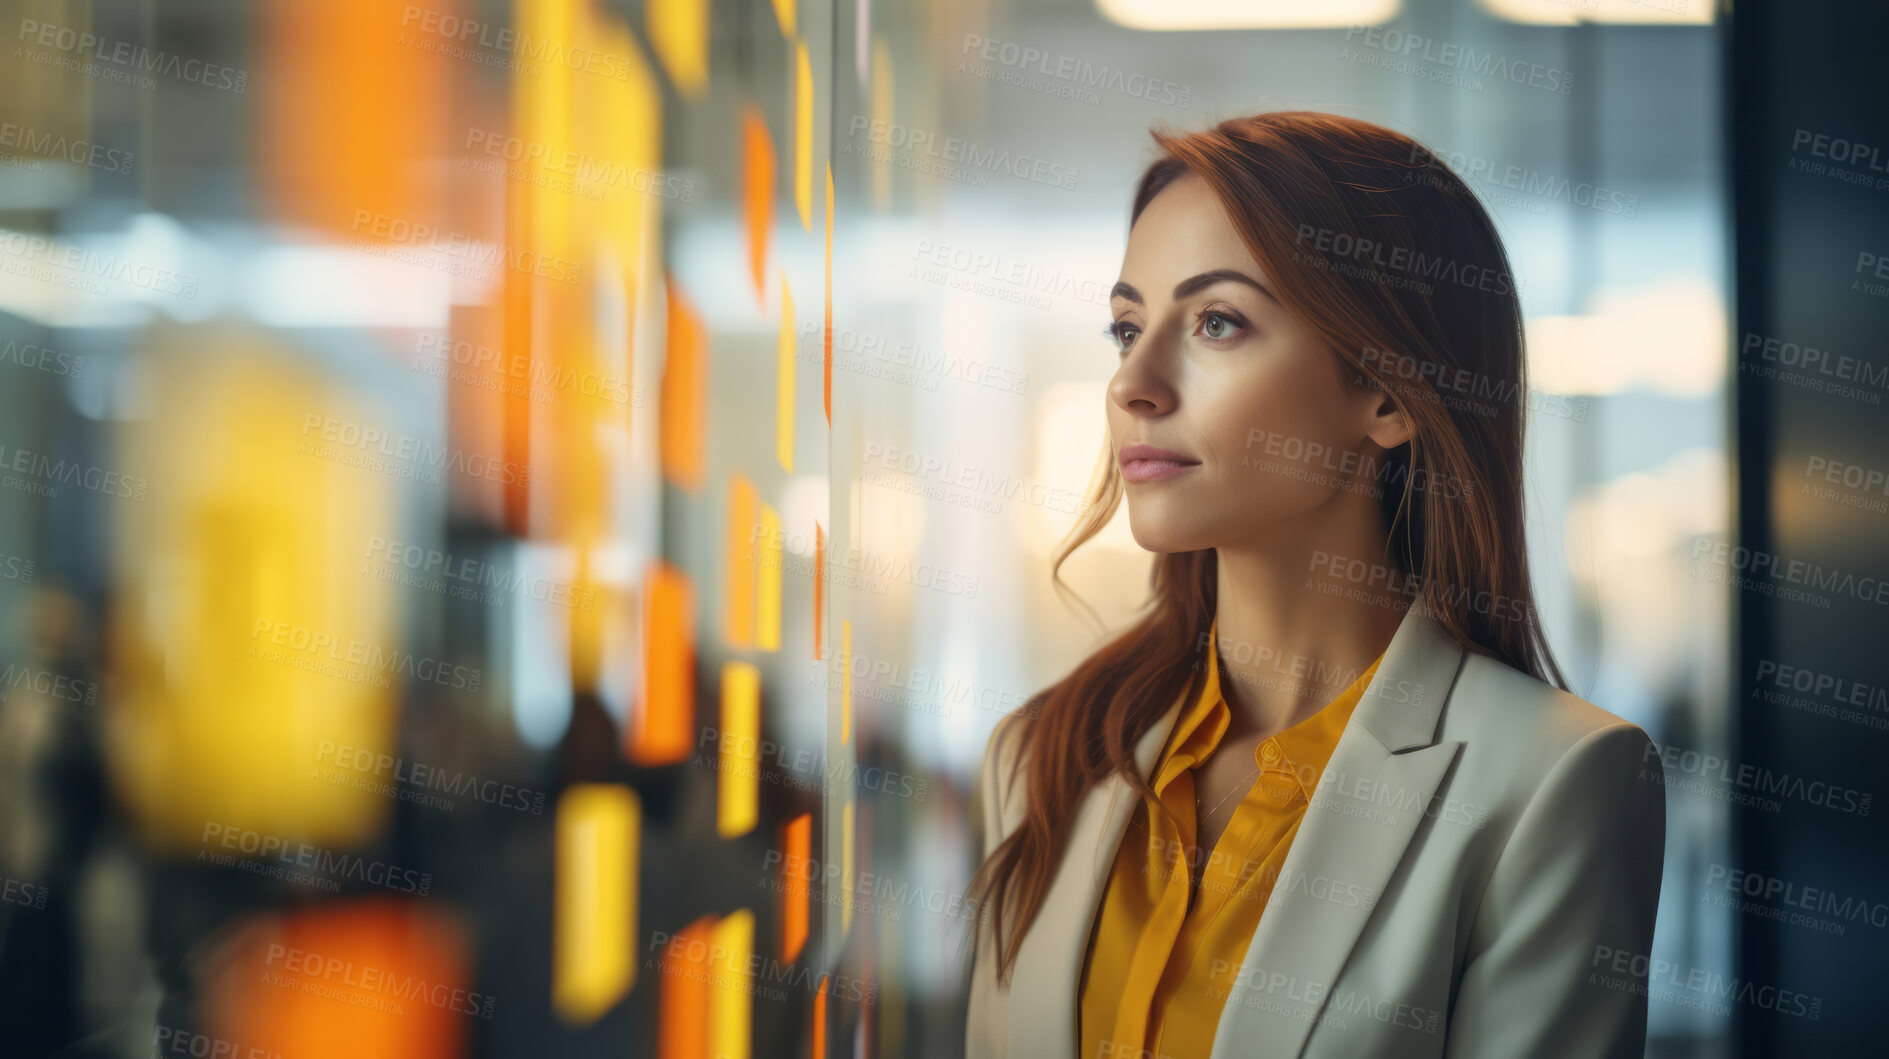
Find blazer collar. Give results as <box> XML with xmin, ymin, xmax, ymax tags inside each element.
<box><xmin>1005</xmin><ymin>602</ymin><xmax>1466</xmax><ymax>1059</ymax></box>
<box><xmin>1209</xmin><ymin>603</ymin><xmax>1467</xmax><ymax>1059</ymax></box>
<box><xmin>1350</xmin><ymin>598</ymin><xmax>1466</xmax><ymax>752</ymax></box>
<box><xmin>1003</xmin><ymin>659</ymin><xmax>1191</xmax><ymax>1058</ymax></box>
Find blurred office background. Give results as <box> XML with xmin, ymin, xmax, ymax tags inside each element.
<box><xmin>0</xmin><ymin>0</ymin><xmax>1881</xmax><ymax>1056</ymax></box>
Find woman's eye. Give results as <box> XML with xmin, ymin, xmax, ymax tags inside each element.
<box><xmin>1103</xmin><ymin>321</ymin><xmax>1140</xmax><ymax>351</ymax></box>
<box><xmin>1197</xmin><ymin>311</ymin><xmax>1243</xmax><ymax>341</ymax></box>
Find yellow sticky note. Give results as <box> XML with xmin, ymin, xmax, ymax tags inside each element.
<box><xmin>840</xmin><ymin>800</ymin><xmax>855</xmax><ymax>936</ymax></box>
<box><xmin>647</xmin><ymin>0</ymin><xmax>707</xmax><ymax>98</ymax></box>
<box><xmin>757</xmin><ymin>503</ymin><xmax>782</xmax><ymax>652</ymax></box>
<box><xmin>824</xmin><ymin>163</ymin><xmax>833</xmax><ymax>426</ymax></box>
<box><xmin>112</xmin><ymin>353</ymin><xmax>394</xmax><ymax>851</ymax></box>
<box><xmin>553</xmin><ymin>784</ymin><xmax>641</xmax><ymax>1024</ymax></box>
<box><xmin>777</xmin><ymin>272</ymin><xmax>796</xmax><ymax>473</ymax></box>
<box><xmin>709</xmin><ymin>910</ymin><xmax>755</xmax><ymax>1059</ymax></box>
<box><xmin>517</xmin><ymin>0</ymin><xmax>577</xmax><ymax>261</ymax></box>
<box><xmin>795</xmin><ymin>40</ymin><xmax>814</xmax><ymax>231</ymax></box>
<box><xmin>718</xmin><ymin>663</ymin><xmax>761</xmax><ymax>838</ymax></box>
<box><xmin>840</xmin><ymin>620</ymin><xmax>853</xmax><ymax>745</ymax></box>
<box><xmin>870</xmin><ymin>36</ymin><xmax>894</xmax><ymax>209</ymax></box>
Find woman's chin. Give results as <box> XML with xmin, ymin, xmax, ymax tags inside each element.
<box><xmin>1126</xmin><ymin>522</ymin><xmax>1204</xmax><ymax>555</ymax></box>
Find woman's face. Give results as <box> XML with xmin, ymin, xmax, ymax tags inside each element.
<box><xmin>1105</xmin><ymin>173</ymin><xmax>1407</xmax><ymax>554</ymax></box>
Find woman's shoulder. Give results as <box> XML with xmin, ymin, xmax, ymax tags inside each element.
<box><xmin>1442</xmin><ymin>649</ymin><xmax>1657</xmax><ymax>790</ymax></box>
<box><xmin>978</xmin><ymin>710</ymin><xmax>1031</xmax><ymax>813</ymax></box>
<box><xmin>972</xmin><ymin>710</ymin><xmax>1038</xmax><ymax>857</ymax></box>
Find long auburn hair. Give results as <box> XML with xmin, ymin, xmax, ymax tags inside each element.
<box><xmin>962</xmin><ymin>111</ymin><xmax>1567</xmax><ymax>985</ymax></box>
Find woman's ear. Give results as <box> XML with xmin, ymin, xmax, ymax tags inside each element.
<box><xmin>1362</xmin><ymin>391</ymin><xmax>1412</xmax><ymax>451</ymax></box>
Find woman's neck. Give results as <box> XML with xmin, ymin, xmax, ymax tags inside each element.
<box><xmin>1210</xmin><ymin>497</ymin><xmax>1407</xmax><ymax>738</ymax></box>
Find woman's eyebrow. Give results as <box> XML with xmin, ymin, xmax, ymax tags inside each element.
<box><xmin>1109</xmin><ymin>271</ymin><xmax>1279</xmax><ymax>306</ymax></box>
<box><xmin>1172</xmin><ymin>268</ymin><xmax>1278</xmax><ymax>304</ymax></box>
<box><xmin>1103</xmin><ymin>271</ymin><xmax>1284</xmax><ymax>305</ymax></box>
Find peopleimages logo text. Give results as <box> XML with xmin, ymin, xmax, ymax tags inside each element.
<box><xmin>959</xmin><ymin>34</ymin><xmax>1191</xmax><ymax>107</ymax></box>
<box><xmin>1643</xmin><ymin>740</ymin><xmax>1871</xmax><ymax>816</ymax></box>
<box><xmin>199</xmin><ymin>822</ymin><xmax>432</xmax><ymax>895</ymax></box>
<box><xmin>1342</xmin><ymin>26</ymin><xmax>1574</xmax><ymax>94</ymax></box>
<box><xmin>849</xmin><ymin>116</ymin><xmax>1078</xmax><ymax>190</ymax></box>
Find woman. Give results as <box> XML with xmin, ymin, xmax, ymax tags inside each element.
<box><xmin>961</xmin><ymin>112</ymin><xmax>1665</xmax><ymax>1059</ymax></box>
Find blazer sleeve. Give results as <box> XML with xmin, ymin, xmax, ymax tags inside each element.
<box><xmin>965</xmin><ymin>716</ymin><xmax>1018</xmax><ymax>1059</ymax></box>
<box><xmin>1442</xmin><ymin>722</ymin><xmax>1666</xmax><ymax>1059</ymax></box>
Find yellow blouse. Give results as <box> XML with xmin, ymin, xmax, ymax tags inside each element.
<box><xmin>1078</xmin><ymin>623</ymin><xmax>1384</xmax><ymax>1059</ymax></box>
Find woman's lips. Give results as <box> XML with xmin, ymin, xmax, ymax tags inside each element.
<box><xmin>1119</xmin><ymin>443</ymin><xmax>1201</xmax><ymax>483</ymax></box>
<box><xmin>1121</xmin><ymin>458</ymin><xmax>1200</xmax><ymax>483</ymax></box>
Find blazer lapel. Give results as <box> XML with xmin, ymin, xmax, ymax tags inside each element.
<box><xmin>1007</xmin><ymin>682</ymin><xmax>1192</xmax><ymax>1059</ymax></box>
<box><xmin>1209</xmin><ymin>604</ymin><xmax>1468</xmax><ymax>1059</ymax></box>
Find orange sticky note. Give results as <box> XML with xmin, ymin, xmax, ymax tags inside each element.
<box><xmin>260</xmin><ymin>0</ymin><xmax>443</xmax><ymax>243</ymax></box>
<box><xmin>205</xmin><ymin>901</ymin><xmax>471</xmax><ymax>1059</ymax></box>
<box><xmin>813</xmin><ymin>522</ymin><xmax>826</xmax><ymax>662</ymax></box>
<box><xmin>811</xmin><ymin>973</ymin><xmax>828</xmax><ymax>1058</ymax></box>
<box><xmin>502</xmin><ymin>174</ymin><xmax>534</xmax><ymax>534</ymax></box>
<box><xmin>634</xmin><ymin>562</ymin><xmax>694</xmax><ymax>766</ymax></box>
<box><xmin>727</xmin><ymin>475</ymin><xmax>758</xmax><ymax>649</ymax></box>
<box><xmin>660</xmin><ymin>277</ymin><xmax>706</xmax><ymax>492</ymax></box>
<box><xmin>657</xmin><ymin>916</ymin><xmax>715</xmax><ymax>1059</ymax></box>
<box><xmin>742</xmin><ymin>105</ymin><xmax>776</xmax><ymax>304</ymax></box>
<box><xmin>781</xmin><ymin>814</ymin><xmax>811</xmax><ymax>963</ymax></box>
<box><xmin>777</xmin><ymin>273</ymin><xmax>796</xmax><ymax>473</ymax></box>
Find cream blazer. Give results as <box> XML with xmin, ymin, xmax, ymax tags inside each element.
<box><xmin>965</xmin><ymin>604</ymin><xmax>1665</xmax><ymax>1059</ymax></box>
